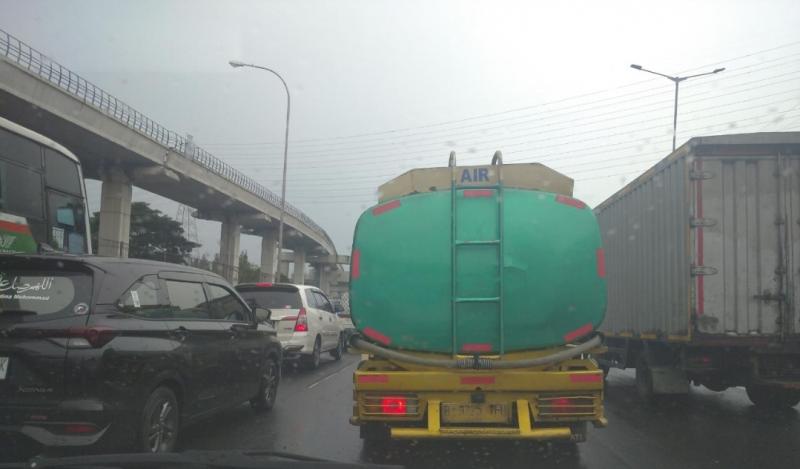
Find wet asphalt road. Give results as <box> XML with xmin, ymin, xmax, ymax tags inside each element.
<box><xmin>177</xmin><ymin>351</ymin><xmax>800</xmax><ymax>469</ymax></box>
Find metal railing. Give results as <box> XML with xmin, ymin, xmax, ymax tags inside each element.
<box><xmin>0</xmin><ymin>28</ymin><xmax>334</xmax><ymax>251</ymax></box>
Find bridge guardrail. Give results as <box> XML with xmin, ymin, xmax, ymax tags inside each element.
<box><xmin>0</xmin><ymin>28</ymin><xmax>335</xmax><ymax>251</ymax></box>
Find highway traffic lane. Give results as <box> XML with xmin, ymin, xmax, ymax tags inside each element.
<box><xmin>181</xmin><ymin>357</ymin><xmax>800</xmax><ymax>469</ymax></box>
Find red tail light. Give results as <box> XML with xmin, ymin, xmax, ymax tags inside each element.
<box><xmin>380</xmin><ymin>396</ymin><xmax>408</xmax><ymax>415</ymax></box>
<box><xmin>63</xmin><ymin>423</ymin><xmax>99</xmax><ymax>434</ymax></box>
<box><xmin>61</xmin><ymin>327</ymin><xmax>116</xmax><ymax>348</ymax></box>
<box><xmin>294</xmin><ymin>308</ymin><xmax>309</xmax><ymax>332</ymax></box>
<box><xmin>551</xmin><ymin>397</ymin><xmax>577</xmax><ymax>414</ymax></box>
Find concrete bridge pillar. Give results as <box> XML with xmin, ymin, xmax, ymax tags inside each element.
<box><xmin>97</xmin><ymin>168</ymin><xmax>132</xmax><ymax>257</ymax></box>
<box><xmin>279</xmin><ymin>260</ymin><xmax>290</xmax><ymax>282</ymax></box>
<box><xmin>259</xmin><ymin>230</ymin><xmax>278</xmax><ymax>282</ymax></box>
<box><xmin>316</xmin><ymin>264</ymin><xmax>331</xmax><ymax>293</ymax></box>
<box><xmin>293</xmin><ymin>247</ymin><xmax>306</xmax><ymax>284</ymax></box>
<box><xmin>219</xmin><ymin>215</ymin><xmax>241</xmax><ymax>284</ymax></box>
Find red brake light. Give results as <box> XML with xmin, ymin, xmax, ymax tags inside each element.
<box><xmin>551</xmin><ymin>397</ymin><xmax>577</xmax><ymax>413</ymax></box>
<box><xmin>381</xmin><ymin>396</ymin><xmax>407</xmax><ymax>415</ymax></box>
<box><xmin>65</xmin><ymin>327</ymin><xmax>116</xmax><ymax>348</ymax></box>
<box><xmin>255</xmin><ymin>282</ymin><xmax>273</xmax><ymax>287</ymax></box>
<box><xmin>294</xmin><ymin>308</ymin><xmax>309</xmax><ymax>332</ymax></box>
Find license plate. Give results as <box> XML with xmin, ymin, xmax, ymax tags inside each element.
<box><xmin>441</xmin><ymin>403</ymin><xmax>511</xmax><ymax>424</ymax></box>
<box><xmin>0</xmin><ymin>356</ymin><xmax>8</xmax><ymax>380</ymax></box>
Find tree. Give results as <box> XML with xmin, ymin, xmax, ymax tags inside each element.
<box><xmin>238</xmin><ymin>251</ymin><xmax>261</xmax><ymax>283</ymax></box>
<box><xmin>90</xmin><ymin>202</ymin><xmax>200</xmax><ymax>264</ymax></box>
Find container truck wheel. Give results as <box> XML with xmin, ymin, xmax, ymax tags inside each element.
<box><xmin>635</xmin><ymin>356</ymin><xmax>656</xmax><ymax>404</ymax></box>
<box><xmin>746</xmin><ymin>385</ymin><xmax>800</xmax><ymax>409</ymax></box>
<box><xmin>303</xmin><ymin>337</ymin><xmax>322</xmax><ymax>370</ymax></box>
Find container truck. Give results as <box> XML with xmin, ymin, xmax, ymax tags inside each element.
<box><xmin>348</xmin><ymin>152</ymin><xmax>608</xmax><ymax>444</ymax></box>
<box><xmin>596</xmin><ymin>132</ymin><xmax>800</xmax><ymax>408</ymax></box>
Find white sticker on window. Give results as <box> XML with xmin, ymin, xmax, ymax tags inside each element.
<box><xmin>131</xmin><ymin>290</ymin><xmax>141</xmax><ymax>308</ymax></box>
<box><xmin>51</xmin><ymin>227</ymin><xmax>65</xmax><ymax>249</ymax></box>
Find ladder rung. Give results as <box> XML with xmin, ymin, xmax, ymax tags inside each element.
<box><xmin>456</xmin><ymin>240</ymin><xmax>500</xmax><ymax>246</ymax></box>
<box><xmin>455</xmin><ymin>297</ymin><xmax>500</xmax><ymax>303</ymax></box>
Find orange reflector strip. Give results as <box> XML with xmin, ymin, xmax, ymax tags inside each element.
<box><xmin>462</xmin><ymin>343</ymin><xmax>492</xmax><ymax>353</ymax></box>
<box><xmin>363</xmin><ymin>327</ymin><xmax>392</xmax><ymax>345</ymax></box>
<box><xmin>358</xmin><ymin>375</ymin><xmax>389</xmax><ymax>384</ymax></box>
<box><xmin>351</xmin><ymin>249</ymin><xmax>361</xmax><ymax>279</ymax></box>
<box><xmin>460</xmin><ymin>376</ymin><xmax>496</xmax><ymax>385</ymax></box>
<box><xmin>569</xmin><ymin>374</ymin><xmax>602</xmax><ymax>383</ymax></box>
<box><xmin>596</xmin><ymin>248</ymin><xmax>606</xmax><ymax>278</ymax></box>
<box><xmin>563</xmin><ymin>323</ymin><xmax>594</xmax><ymax>342</ymax></box>
<box><xmin>555</xmin><ymin>195</ymin><xmax>587</xmax><ymax>209</ymax></box>
<box><xmin>372</xmin><ymin>200</ymin><xmax>401</xmax><ymax>216</ymax></box>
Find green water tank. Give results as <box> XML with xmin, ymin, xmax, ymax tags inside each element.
<box><xmin>349</xmin><ymin>164</ymin><xmax>606</xmax><ymax>355</ymax></box>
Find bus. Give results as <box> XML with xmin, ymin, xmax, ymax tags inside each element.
<box><xmin>0</xmin><ymin>116</ymin><xmax>90</xmax><ymax>254</ymax></box>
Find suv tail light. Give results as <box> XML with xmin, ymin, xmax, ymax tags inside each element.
<box><xmin>294</xmin><ymin>308</ymin><xmax>309</xmax><ymax>332</ymax></box>
<box><xmin>63</xmin><ymin>327</ymin><xmax>116</xmax><ymax>348</ymax></box>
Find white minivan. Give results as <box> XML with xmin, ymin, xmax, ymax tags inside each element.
<box><xmin>235</xmin><ymin>283</ymin><xmax>344</xmax><ymax>369</ymax></box>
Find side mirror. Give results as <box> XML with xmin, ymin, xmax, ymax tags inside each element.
<box><xmin>254</xmin><ymin>307</ymin><xmax>272</xmax><ymax>323</ymax></box>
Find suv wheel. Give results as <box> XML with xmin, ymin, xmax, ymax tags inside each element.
<box><xmin>140</xmin><ymin>386</ymin><xmax>179</xmax><ymax>453</ymax></box>
<box><xmin>304</xmin><ymin>337</ymin><xmax>321</xmax><ymax>370</ymax></box>
<box><xmin>330</xmin><ymin>334</ymin><xmax>344</xmax><ymax>361</ymax></box>
<box><xmin>251</xmin><ymin>357</ymin><xmax>280</xmax><ymax>412</ymax></box>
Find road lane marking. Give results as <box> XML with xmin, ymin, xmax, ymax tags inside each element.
<box><xmin>307</xmin><ymin>358</ymin><xmax>359</xmax><ymax>389</ymax></box>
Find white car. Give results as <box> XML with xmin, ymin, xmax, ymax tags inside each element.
<box><xmin>235</xmin><ymin>283</ymin><xmax>344</xmax><ymax>369</ymax></box>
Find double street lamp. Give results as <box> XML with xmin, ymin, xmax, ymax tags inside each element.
<box><xmin>630</xmin><ymin>64</ymin><xmax>725</xmax><ymax>151</ymax></box>
<box><xmin>229</xmin><ymin>60</ymin><xmax>290</xmax><ymax>281</ymax></box>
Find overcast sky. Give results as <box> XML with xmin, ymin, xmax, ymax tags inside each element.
<box><xmin>2</xmin><ymin>0</ymin><xmax>799</xmax><ymax>260</ymax></box>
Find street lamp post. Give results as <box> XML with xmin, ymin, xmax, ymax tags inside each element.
<box><xmin>630</xmin><ymin>64</ymin><xmax>725</xmax><ymax>151</ymax></box>
<box><xmin>229</xmin><ymin>60</ymin><xmax>290</xmax><ymax>281</ymax></box>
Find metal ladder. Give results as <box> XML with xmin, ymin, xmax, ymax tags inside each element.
<box><xmin>449</xmin><ymin>151</ymin><xmax>506</xmax><ymax>356</ymax></box>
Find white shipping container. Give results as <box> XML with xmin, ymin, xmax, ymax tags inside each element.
<box><xmin>596</xmin><ymin>133</ymin><xmax>800</xmax><ymax>343</ymax></box>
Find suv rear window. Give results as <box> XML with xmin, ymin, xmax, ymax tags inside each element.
<box><xmin>236</xmin><ymin>286</ymin><xmax>302</xmax><ymax>310</ymax></box>
<box><xmin>0</xmin><ymin>269</ymin><xmax>92</xmax><ymax>318</ymax></box>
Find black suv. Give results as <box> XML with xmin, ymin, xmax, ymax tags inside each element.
<box><xmin>0</xmin><ymin>254</ymin><xmax>282</xmax><ymax>454</ymax></box>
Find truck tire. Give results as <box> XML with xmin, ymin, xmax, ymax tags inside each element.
<box><xmin>635</xmin><ymin>356</ymin><xmax>656</xmax><ymax>404</ymax></box>
<box><xmin>746</xmin><ymin>385</ymin><xmax>800</xmax><ymax>409</ymax></box>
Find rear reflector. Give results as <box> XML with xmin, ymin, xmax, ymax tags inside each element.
<box><xmin>569</xmin><ymin>374</ymin><xmax>602</xmax><ymax>383</ymax></box>
<box><xmin>563</xmin><ymin>323</ymin><xmax>594</xmax><ymax>343</ymax></box>
<box><xmin>596</xmin><ymin>248</ymin><xmax>606</xmax><ymax>278</ymax></box>
<box><xmin>460</xmin><ymin>376</ymin><xmax>496</xmax><ymax>385</ymax></box>
<box><xmin>372</xmin><ymin>200</ymin><xmax>401</xmax><ymax>216</ymax></box>
<box><xmin>63</xmin><ymin>424</ymin><xmax>98</xmax><ymax>434</ymax></box>
<box><xmin>550</xmin><ymin>397</ymin><xmax>577</xmax><ymax>414</ymax></box>
<box><xmin>358</xmin><ymin>374</ymin><xmax>389</xmax><ymax>384</ymax></box>
<box><xmin>65</xmin><ymin>327</ymin><xmax>116</xmax><ymax>348</ymax></box>
<box><xmin>363</xmin><ymin>327</ymin><xmax>391</xmax><ymax>345</ymax></box>
<box><xmin>381</xmin><ymin>396</ymin><xmax>408</xmax><ymax>415</ymax></box>
<box><xmin>555</xmin><ymin>195</ymin><xmax>587</xmax><ymax>209</ymax></box>
<box><xmin>351</xmin><ymin>250</ymin><xmax>361</xmax><ymax>280</ymax></box>
<box><xmin>463</xmin><ymin>189</ymin><xmax>493</xmax><ymax>198</ymax></box>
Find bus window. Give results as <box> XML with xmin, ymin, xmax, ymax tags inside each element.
<box><xmin>45</xmin><ymin>148</ymin><xmax>81</xmax><ymax>195</ymax></box>
<box><xmin>0</xmin><ymin>127</ymin><xmax>42</xmax><ymax>168</ymax></box>
<box><xmin>0</xmin><ymin>160</ymin><xmax>44</xmax><ymax>221</ymax></box>
<box><xmin>47</xmin><ymin>191</ymin><xmax>87</xmax><ymax>254</ymax></box>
